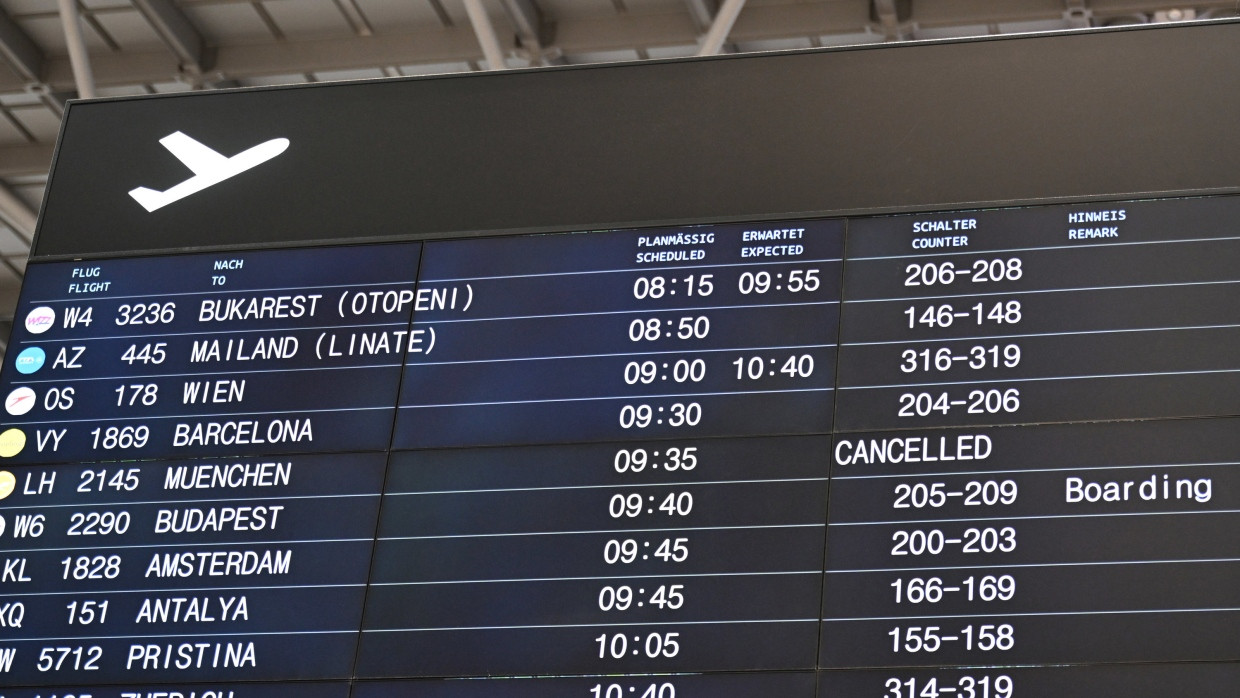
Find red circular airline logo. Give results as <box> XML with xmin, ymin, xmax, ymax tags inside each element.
<box><xmin>5</xmin><ymin>387</ymin><xmax>35</xmax><ymax>416</ymax></box>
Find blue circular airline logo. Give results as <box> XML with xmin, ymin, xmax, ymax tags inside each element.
<box><xmin>15</xmin><ymin>347</ymin><xmax>45</xmax><ymax>374</ymax></box>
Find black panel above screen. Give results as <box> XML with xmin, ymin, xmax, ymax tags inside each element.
<box><xmin>34</xmin><ymin>21</ymin><xmax>1240</xmax><ymax>259</ymax></box>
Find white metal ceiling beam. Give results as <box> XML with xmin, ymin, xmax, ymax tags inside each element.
<box><xmin>57</xmin><ymin>0</ymin><xmax>95</xmax><ymax>99</ymax></box>
<box><xmin>19</xmin><ymin>27</ymin><xmax>476</xmax><ymax>91</ymax></box>
<box><xmin>333</xmin><ymin>0</ymin><xmax>374</xmax><ymax>37</ymax></box>
<box><xmin>684</xmin><ymin>0</ymin><xmax>719</xmax><ymax>31</ymax></box>
<box><xmin>684</xmin><ymin>0</ymin><xmax>741</xmax><ymax>54</ymax></box>
<box><xmin>463</xmin><ymin>0</ymin><xmax>507</xmax><ymax>70</ymax></box>
<box><xmin>502</xmin><ymin>0</ymin><xmax>548</xmax><ymax>46</ymax></box>
<box><xmin>873</xmin><ymin>0</ymin><xmax>908</xmax><ymax>40</ymax></box>
<box><xmin>1063</xmin><ymin>0</ymin><xmax>1093</xmax><ymax>28</ymax></box>
<box><xmin>696</xmin><ymin>0</ymin><xmax>747</xmax><ymax>56</ymax></box>
<box><xmin>501</xmin><ymin>0</ymin><xmax>563</xmax><ymax>65</ymax></box>
<box><xmin>0</xmin><ymin>7</ymin><xmax>44</xmax><ymax>83</ymax></box>
<box><xmin>130</xmin><ymin>0</ymin><xmax>210</xmax><ymax>74</ymax></box>
<box><xmin>0</xmin><ymin>0</ymin><xmax>1233</xmax><ymax>93</ymax></box>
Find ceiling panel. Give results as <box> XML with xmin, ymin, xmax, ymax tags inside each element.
<box><xmin>0</xmin><ymin>0</ymin><xmax>57</xmax><ymax>13</ymax></box>
<box><xmin>181</xmin><ymin>2</ymin><xmax>277</xmax><ymax>42</ymax></box>
<box><xmin>537</xmin><ymin>0</ymin><xmax>624</xmax><ymax>18</ymax></box>
<box><xmin>149</xmin><ymin>79</ymin><xmax>194</xmax><ymax>92</ymax></box>
<box><xmin>914</xmin><ymin>23</ymin><xmax>996</xmax><ymax>38</ymax></box>
<box><xmin>12</xmin><ymin>180</ymin><xmax>43</xmax><ymax>209</ymax></box>
<box><xmin>0</xmin><ymin>226</ymin><xmax>28</xmax><ymax>254</ymax></box>
<box><xmin>998</xmin><ymin>18</ymin><xmax>1074</xmax><ymax>32</ymax></box>
<box><xmin>817</xmin><ymin>29</ymin><xmax>883</xmax><ymax>45</ymax></box>
<box><xmin>0</xmin><ymin>113</ymin><xmax>32</xmax><ymax>145</ymax></box>
<box><xmin>567</xmin><ymin>48</ymin><xmax>643</xmax><ymax>64</ymax></box>
<box><xmin>736</xmin><ymin>36</ymin><xmax>816</xmax><ymax>50</ymax></box>
<box><xmin>433</xmin><ymin>0</ymin><xmax>475</xmax><ymax>26</ymax></box>
<box><xmin>0</xmin><ymin>92</ymin><xmax>39</xmax><ymax>107</ymax></box>
<box><xmin>16</xmin><ymin>15</ymin><xmax>111</xmax><ymax>52</ymax></box>
<box><xmin>8</xmin><ymin>105</ymin><xmax>59</xmax><ymax>140</ymax></box>
<box><xmin>398</xmin><ymin>61</ymin><xmax>473</xmax><ymax>75</ymax></box>
<box><xmin>95</xmin><ymin>83</ymin><xmax>153</xmax><ymax>97</ymax></box>
<box><xmin>89</xmin><ymin>7</ymin><xmax>167</xmax><ymax>49</ymax></box>
<box><xmin>644</xmin><ymin>43</ymin><xmax>698</xmax><ymax>58</ymax></box>
<box><xmin>312</xmin><ymin>66</ymin><xmax>386</xmax><ymax>81</ymax></box>
<box><xmin>914</xmin><ymin>0</ymin><xmax>1063</xmax><ymax>23</ymax></box>
<box><xmin>355</xmin><ymin>0</ymin><xmax>449</xmax><ymax>27</ymax></box>
<box><xmin>263</xmin><ymin>0</ymin><xmax>355</xmax><ymax>39</ymax></box>
<box><xmin>622</xmin><ymin>0</ymin><xmax>693</xmax><ymax>11</ymax></box>
<box><xmin>0</xmin><ymin>276</ymin><xmax>21</xmax><ymax>317</ymax></box>
<box><xmin>241</xmin><ymin>72</ymin><xmax>313</xmax><ymax>87</ymax></box>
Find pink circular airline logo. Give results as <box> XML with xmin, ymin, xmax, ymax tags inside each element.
<box><xmin>24</xmin><ymin>306</ymin><xmax>55</xmax><ymax>334</ymax></box>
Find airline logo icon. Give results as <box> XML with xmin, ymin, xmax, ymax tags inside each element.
<box><xmin>0</xmin><ymin>428</ymin><xmax>25</xmax><ymax>458</ymax></box>
<box><xmin>129</xmin><ymin>131</ymin><xmax>290</xmax><ymax>212</ymax></box>
<box><xmin>24</xmin><ymin>306</ymin><xmax>55</xmax><ymax>334</ymax></box>
<box><xmin>5</xmin><ymin>388</ymin><xmax>35</xmax><ymax>416</ymax></box>
<box><xmin>0</xmin><ymin>470</ymin><xmax>14</xmax><ymax>500</ymax></box>
<box><xmin>15</xmin><ymin>347</ymin><xmax>45</xmax><ymax>374</ymax></box>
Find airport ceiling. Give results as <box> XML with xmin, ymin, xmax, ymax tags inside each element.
<box><xmin>0</xmin><ymin>0</ymin><xmax>1236</xmax><ymax>349</ymax></box>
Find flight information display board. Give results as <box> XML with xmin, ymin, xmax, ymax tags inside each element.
<box><xmin>2</xmin><ymin>191</ymin><xmax>1240</xmax><ymax>697</ymax></box>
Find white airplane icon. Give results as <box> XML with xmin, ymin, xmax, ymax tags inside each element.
<box><xmin>128</xmin><ymin>131</ymin><xmax>289</xmax><ymax>212</ymax></box>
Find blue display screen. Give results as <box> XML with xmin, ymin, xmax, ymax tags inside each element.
<box><xmin>3</xmin><ymin>197</ymin><xmax>1240</xmax><ymax>696</ymax></box>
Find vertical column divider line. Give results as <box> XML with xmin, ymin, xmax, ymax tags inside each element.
<box><xmin>347</xmin><ymin>241</ymin><xmax>429</xmax><ymax>688</ymax></box>
<box><xmin>817</xmin><ymin>214</ymin><xmax>853</xmax><ymax>678</ymax></box>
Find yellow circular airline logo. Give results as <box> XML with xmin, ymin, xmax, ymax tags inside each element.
<box><xmin>0</xmin><ymin>470</ymin><xmax>13</xmax><ymax>500</ymax></box>
<box><xmin>0</xmin><ymin>429</ymin><xmax>26</xmax><ymax>458</ymax></box>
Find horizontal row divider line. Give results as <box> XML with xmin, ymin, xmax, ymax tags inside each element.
<box><xmin>847</xmin><ymin>232</ymin><xmax>1240</xmax><ymax>262</ymax></box>
<box><xmin>844</xmin><ymin>276</ymin><xmax>1240</xmax><ymax>305</ymax></box>
<box><xmin>398</xmin><ymin>386</ymin><xmax>833</xmax><ymax>410</ymax></box>
<box><xmin>372</xmin><ymin>570</ymin><xmax>822</xmax><ymax>586</ymax></box>
<box><xmin>3</xmin><ymin>629</ymin><xmax>359</xmax><ymax>643</ymax></box>
<box><xmin>420</xmin><ymin>257</ymin><xmax>843</xmax><ymax>284</ymax></box>
<box><xmin>413</xmin><ymin>299</ymin><xmax>838</xmax><ymax>325</ymax></box>
<box><xmin>389</xmin><ymin>476</ymin><xmax>828</xmax><ymax>496</ymax></box>
<box><xmin>0</xmin><ymin>490</ymin><xmax>379</xmax><ymax>511</ymax></box>
<box><xmin>364</xmin><ymin>618</ymin><xmax>819</xmax><ymax>633</ymax></box>
<box><xmin>841</xmin><ymin>321</ymin><xmax>1240</xmax><ymax>347</ymax></box>
<box><xmin>381</xmin><ymin>522</ymin><xmax>824</xmax><ymax>541</ymax></box>
<box><xmin>829</xmin><ymin>507</ymin><xmax>1237</xmax><ymax>526</ymax></box>
<box><xmin>31</xmin><ymin>279</ymin><xmax>415</xmax><ymax>305</ymax></box>
<box><xmin>11</xmin><ymin>404</ymin><xmax>394</xmax><ymax>426</ymax></box>
<box><xmin>839</xmin><ymin>365</ymin><xmax>1240</xmax><ymax>391</ymax></box>
<box><xmin>832</xmin><ymin>459</ymin><xmax>1240</xmax><ymax>480</ymax></box>
<box><xmin>16</xmin><ymin>320</ymin><xmax>412</xmax><ymax>345</ymax></box>
<box><xmin>5</xmin><ymin>536</ymin><xmax>374</xmax><ymax>554</ymax></box>
<box><xmin>823</xmin><ymin>606</ymin><xmax>1240</xmax><ymax>622</ymax></box>
<box><xmin>827</xmin><ymin>556</ymin><xmax>1240</xmax><ymax>574</ymax></box>
<box><xmin>19</xmin><ymin>363</ymin><xmax>403</xmax><ymax>386</ymax></box>
<box><xmin>409</xmin><ymin>343</ymin><xmax>836</xmax><ymax>366</ymax></box>
<box><xmin>0</xmin><ymin>582</ymin><xmax>368</xmax><ymax>598</ymax></box>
